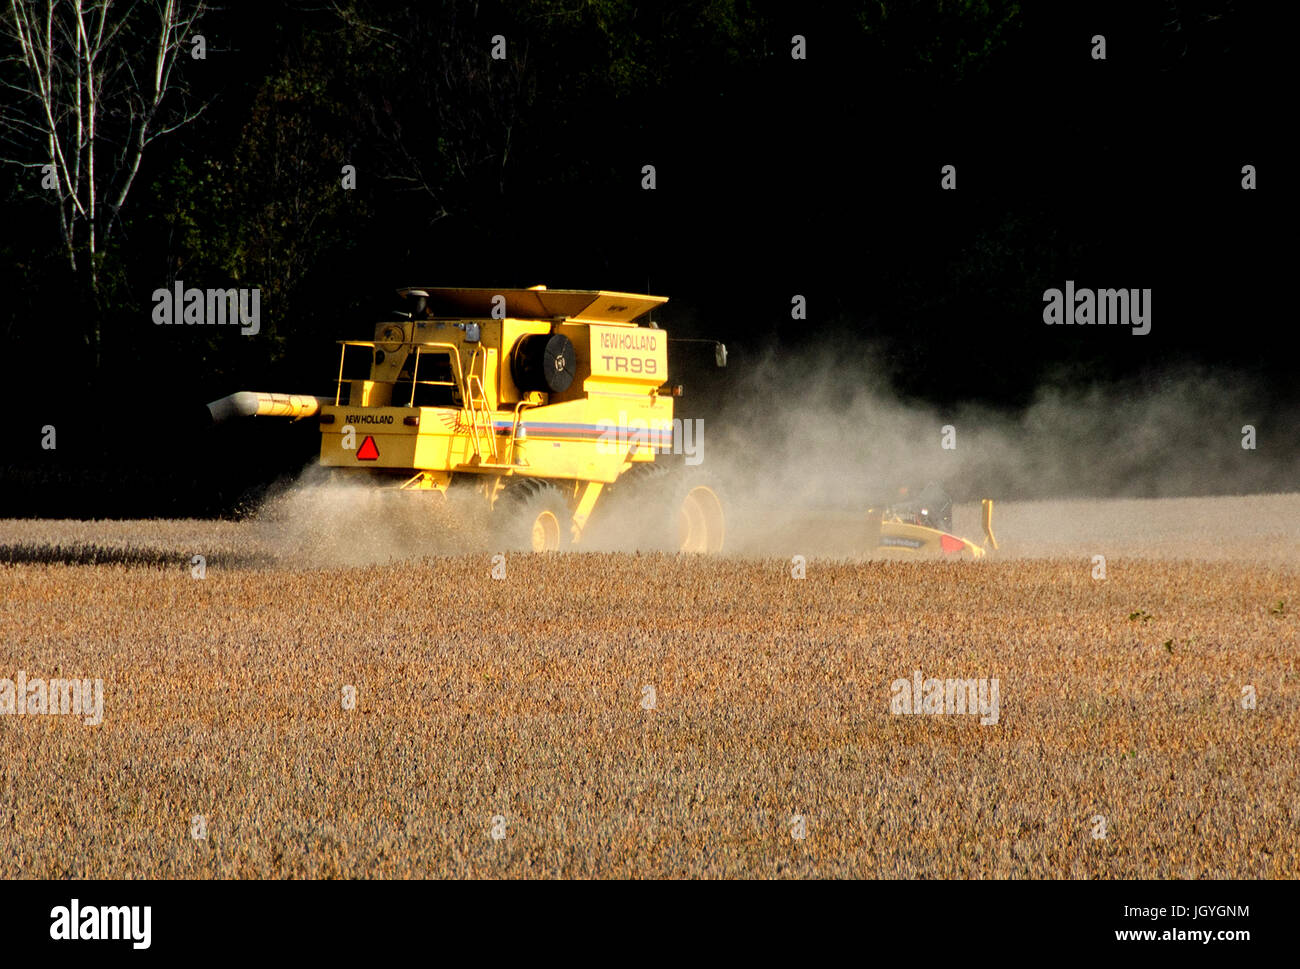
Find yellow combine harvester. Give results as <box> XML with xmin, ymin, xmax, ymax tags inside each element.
<box><xmin>208</xmin><ymin>286</ymin><xmax>726</xmax><ymax>552</ymax></box>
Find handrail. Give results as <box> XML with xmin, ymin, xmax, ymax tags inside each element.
<box><xmin>334</xmin><ymin>339</ymin><xmax>471</xmax><ymax>411</ymax></box>
<box><xmin>506</xmin><ymin>401</ymin><xmax>532</xmax><ymax>465</ymax></box>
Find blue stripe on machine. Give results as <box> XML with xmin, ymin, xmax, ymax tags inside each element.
<box><xmin>498</xmin><ymin>420</ymin><xmax>672</xmax><ymax>443</ymax></box>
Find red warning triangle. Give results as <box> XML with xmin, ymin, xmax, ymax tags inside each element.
<box><xmin>356</xmin><ymin>435</ymin><xmax>380</xmax><ymax>460</ymax></box>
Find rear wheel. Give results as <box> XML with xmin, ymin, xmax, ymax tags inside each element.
<box><xmin>604</xmin><ymin>462</ymin><xmax>726</xmax><ymax>553</ymax></box>
<box><xmin>497</xmin><ymin>478</ymin><xmax>571</xmax><ymax>552</ymax></box>
<box><xmin>676</xmin><ymin>481</ymin><xmax>725</xmax><ymax>553</ymax></box>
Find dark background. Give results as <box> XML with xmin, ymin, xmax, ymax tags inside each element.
<box><xmin>0</xmin><ymin>1</ymin><xmax>1286</xmax><ymax>516</ymax></box>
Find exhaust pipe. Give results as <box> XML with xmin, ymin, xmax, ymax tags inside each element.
<box><xmin>207</xmin><ymin>392</ymin><xmax>331</xmax><ymax>425</ymax></box>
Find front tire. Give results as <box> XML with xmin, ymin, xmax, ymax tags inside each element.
<box><xmin>497</xmin><ymin>478</ymin><xmax>572</xmax><ymax>552</ymax></box>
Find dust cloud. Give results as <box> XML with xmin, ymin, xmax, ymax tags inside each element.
<box><xmin>252</xmin><ymin>339</ymin><xmax>1299</xmax><ymax>564</ymax></box>
<box><xmin>703</xmin><ymin>338</ymin><xmax>1300</xmax><ymax>561</ymax></box>
<box><xmin>252</xmin><ymin>464</ymin><xmax>495</xmax><ymax>566</ymax></box>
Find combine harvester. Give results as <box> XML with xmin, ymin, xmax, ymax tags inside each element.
<box><xmin>208</xmin><ymin>286</ymin><xmax>727</xmax><ymax>552</ymax></box>
<box><xmin>867</xmin><ymin>481</ymin><xmax>999</xmax><ymax>560</ymax></box>
<box><xmin>208</xmin><ymin>285</ymin><xmax>998</xmax><ymax>558</ymax></box>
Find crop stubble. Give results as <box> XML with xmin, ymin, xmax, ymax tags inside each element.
<box><xmin>0</xmin><ymin>516</ymin><xmax>1297</xmax><ymax>878</ymax></box>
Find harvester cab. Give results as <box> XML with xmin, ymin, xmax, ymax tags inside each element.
<box><xmin>207</xmin><ymin>286</ymin><xmax>727</xmax><ymax>554</ymax></box>
<box><xmin>889</xmin><ymin>481</ymin><xmax>954</xmax><ymax>533</ymax></box>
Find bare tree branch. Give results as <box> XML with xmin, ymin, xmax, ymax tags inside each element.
<box><xmin>0</xmin><ymin>0</ymin><xmax>208</xmax><ymax>294</ymax></box>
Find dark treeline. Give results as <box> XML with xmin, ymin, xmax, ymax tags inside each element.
<box><xmin>0</xmin><ymin>1</ymin><xmax>1286</xmax><ymax>516</ymax></box>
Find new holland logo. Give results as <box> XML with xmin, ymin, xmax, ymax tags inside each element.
<box><xmin>881</xmin><ymin>535</ymin><xmax>924</xmax><ymax>549</ymax></box>
<box><xmin>356</xmin><ymin>435</ymin><xmax>380</xmax><ymax>460</ymax></box>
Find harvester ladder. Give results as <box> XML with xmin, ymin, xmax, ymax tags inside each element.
<box><xmin>464</xmin><ymin>345</ymin><xmax>502</xmax><ymax>465</ymax></box>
